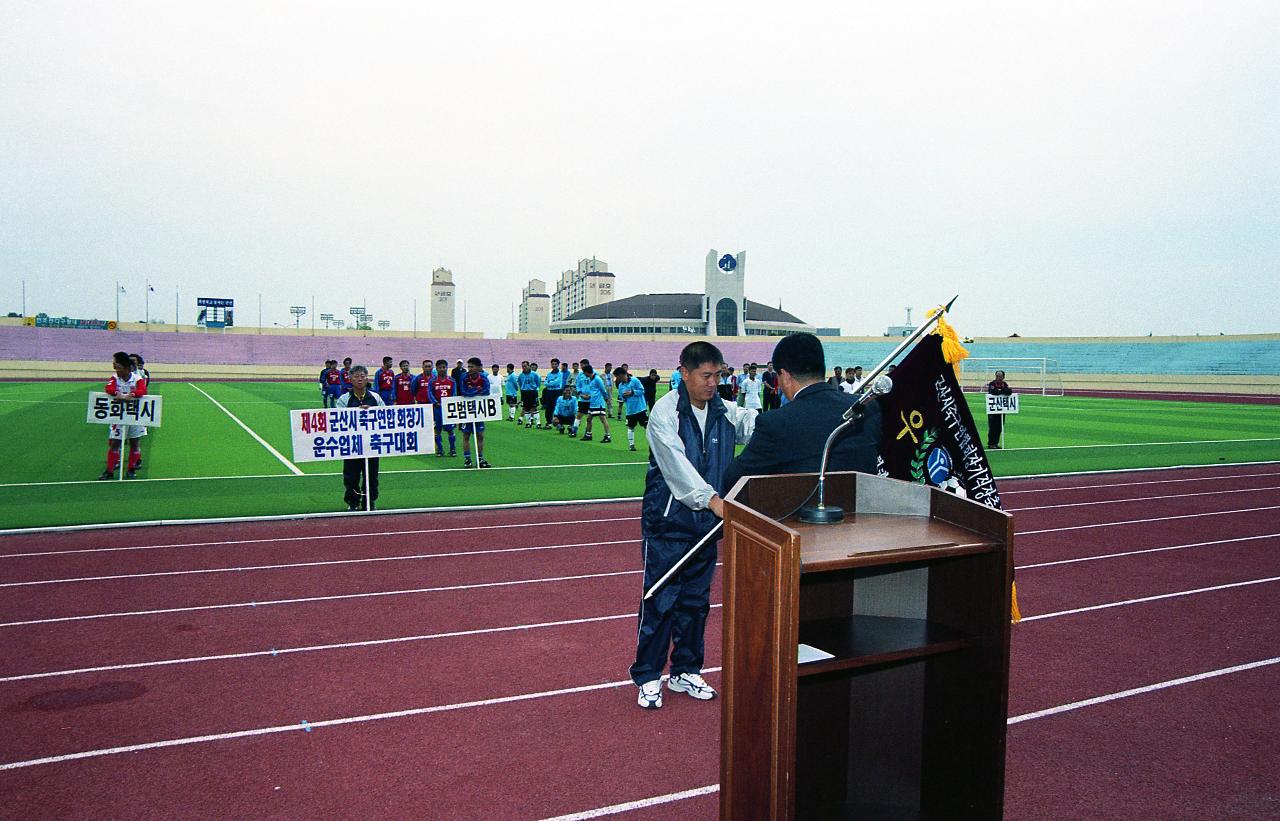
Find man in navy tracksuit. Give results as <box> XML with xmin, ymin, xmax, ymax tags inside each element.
<box><xmin>631</xmin><ymin>341</ymin><xmax>757</xmax><ymax>709</ymax></box>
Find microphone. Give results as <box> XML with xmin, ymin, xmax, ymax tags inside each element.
<box><xmin>799</xmin><ymin>375</ymin><xmax>893</xmax><ymax>524</ymax></box>
<box><xmin>842</xmin><ymin>374</ymin><xmax>893</xmax><ymax>421</ymax></box>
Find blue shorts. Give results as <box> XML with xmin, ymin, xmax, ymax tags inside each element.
<box><xmin>460</xmin><ymin>422</ymin><xmax>485</xmax><ymax>433</ymax></box>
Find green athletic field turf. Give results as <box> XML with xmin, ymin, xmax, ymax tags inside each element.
<box><xmin>1</xmin><ymin>382</ymin><xmax>1277</xmax><ymax>530</ymax></box>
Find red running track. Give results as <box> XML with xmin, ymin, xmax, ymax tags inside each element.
<box><xmin>1</xmin><ymin>465</ymin><xmax>1278</xmax><ymax>819</ymax></box>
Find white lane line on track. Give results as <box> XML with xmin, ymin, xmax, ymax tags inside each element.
<box><xmin>0</xmin><ymin>460</ymin><xmax>645</xmax><ymax>489</ymax></box>
<box><xmin>540</xmin><ymin>786</ymin><xmax>722</xmax><ymax>821</ymax></box>
<box><xmin>1018</xmin><ymin>576</ymin><xmax>1280</xmax><ymax>622</ymax></box>
<box><xmin>1001</xmin><ymin>470</ymin><xmax>1280</xmax><ymax>495</ymax></box>
<box><xmin>545</xmin><ymin>655</ymin><xmax>1280</xmax><ymax>819</ymax></box>
<box><xmin>0</xmin><ymin>539</ymin><xmax>639</xmax><ymax>589</ymax></box>
<box><xmin>1001</xmin><ymin>436</ymin><xmax>1280</xmax><ymax>452</ymax></box>
<box><xmin>1006</xmin><ymin>486</ymin><xmax>1280</xmax><ymax>512</ymax></box>
<box><xmin>1006</xmin><ymin>656</ymin><xmax>1280</xmax><ymax>724</ymax></box>
<box><xmin>6</xmin><ymin>528</ymin><xmax>1269</xmax><ymax>630</ymax></box>
<box><xmin>0</xmin><ymin>564</ymin><xmax>660</xmax><ymax>631</ymax></box>
<box><xmin>0</xmin><ymin>515</ymin><xmax>642</xmax><ymax>560</ymax></box>
<box><xmin>188</xmin><ymin>384</ymin><xmax>303</xmax><ymax>476</ymax></box>
<box><xmin>1</xmin><ymin>566</ymin><xmax>1264</xmax><ymax>684</ymax></box>
<box><xmin>1016</xmin><ymin>533</ymin><xmax>1280</xmax><ymax>570</ymax></box>
<box><xmin>1018</xmin><ymin>504</ymin><xmax>1280</xmax><ymax>535</ymax></box>
<box><xmin>0</xmin><ymin>666</ymin><xmax>721</xmax><ymax>772</ymax></box>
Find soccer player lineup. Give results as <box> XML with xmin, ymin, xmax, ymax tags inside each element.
<box><xmin>2</xmin><ymin>338</ymin><xmax>1279</xmax><ymax>530</ymax></box>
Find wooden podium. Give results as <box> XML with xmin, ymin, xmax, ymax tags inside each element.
<box><xmin>719</xmin><ymin>471</ymin><xmax>1013</xmax><ymax>820</ymax></box>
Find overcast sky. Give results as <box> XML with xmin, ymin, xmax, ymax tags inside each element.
<box><xmin>3</xmin><ymin>1</ymin><xmax>1278</xmax><ymax>338</ymax></box>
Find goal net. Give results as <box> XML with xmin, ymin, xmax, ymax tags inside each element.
<box><xmin>958</xmin><ymin>358</ymin><xmax>1063</xmax><ymax>396</ymax></box>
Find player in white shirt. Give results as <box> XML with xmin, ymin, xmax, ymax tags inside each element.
<box><xmin>739</xmin><ymin>364</ymin><xmax>763</xmax><ymax>410</ymax></box>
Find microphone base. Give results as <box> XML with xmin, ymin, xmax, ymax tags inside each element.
<box><xmin>798</xmin><ymin>504</ymin><xmax>845</xmax><ymax>525</ymax></box>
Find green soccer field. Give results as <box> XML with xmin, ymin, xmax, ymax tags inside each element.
<box><xmin>2</xmin><ymin>381</ymin><xmax>1277</xmax><ymax>530</ymax></box>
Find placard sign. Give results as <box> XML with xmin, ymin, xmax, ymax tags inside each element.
<box><xmin>439</xmin><ymin>394</ymin><xmax>502</xmax><ymax>424</ymax></box>
<box><xmin>986</xmin><ymin>393</ymin><xmax>1020</xmax><ymax>415</ymax></box>
<box><xmin>86</xmin><ymin>392</ymin><xmax>164</xmax><ymax>427</ymax></box>
<box><xmin>289</xmin><ymin>405</ymin><xmax>435</xmax><ymax>463</ymax></box>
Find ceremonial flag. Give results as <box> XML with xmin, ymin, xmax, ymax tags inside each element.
<box><xmin>877</xmin><ymin>314</ymin><xmax>1021</xmax><ymax>620</ymax></box>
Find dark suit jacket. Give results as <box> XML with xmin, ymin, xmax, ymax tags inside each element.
<box><xmin>723</xmin><ymin>381</ymin><xmax>882</xmax><ymax>494</ymax></box>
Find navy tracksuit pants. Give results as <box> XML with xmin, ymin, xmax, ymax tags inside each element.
<box><xmin>629</xmin><ymin>535</ymin><xmax>718</xmax><ymax>686</ymax></box>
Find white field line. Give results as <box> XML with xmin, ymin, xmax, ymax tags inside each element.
<box><xmin>0</xmin><ymin>666</ymin><xmax>720</xmax><ymax>772</ymax></box>
<box><xmin>1018</xmin><ymin>576</ymin><xmax>1280</xmax><ymax>622</ymax></box>
<box><xmin>1018</xmin><ymin>504</ymin><xmax>1280</xmax><ymax>535</ymax></box>
<box><xmin>188</xmin><ymin>384</ymin><xmax>303</xmax><ymax>476</ymax></box>
<box><xmin>539</xmin><ymin>786</ymin><xmax>722</xmax><ymax>821</ymax></box>
<box><xmin>1006</xmin><ymin>656</ymin><xmax>1280</xmax><ymax>724</ymax></box>
<box><xmin>1016</xmin><ymin>533</ymin><xmax>1280</xmax><ymax>570</ymax></box>
<box><xmin>0</xmin><ymin>460</ymin><xmax>645</xmax><ymax>489</ymax></box>
<box><xmin>7</xmin><ymin>463</ymin><xmax>1279</xmax><ymax>538</ymax></box>
<box><xmin>1006</xmin><ymin>486</ymin><xmax>1280</xmax><ymax>512</ymax></box>
<box><xmin>1002</xmin><ymin>436</ymin><xmax>1280</xmax><ymax>452</ymax></box>
<box><xmin>547</xmin><ymin>656</ymin><xmax>1280</xmax><ymax>819</ymax></box>
<box><xmin>1000</xmin><ymin>470</ymin><xmax>1280</xmax><ymax>495</ymax></box>
<box><xmin>0</xmin><ymin>539</ymin><xmax>639</xmax><ymax>589</ymax></box>
<box><xmin>0</xmin><ymin>515</ymin><xmax>641</xmax><ymax>560</ymax></box>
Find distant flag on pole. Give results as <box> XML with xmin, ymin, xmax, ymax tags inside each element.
<box><xmin>119</xmin><ymin>285</ymin><xmax>127</xmax><ymax>294</ymax></box>
<box><xmin>876</xmin><ymin>309</ymin><xmax>1021</xmax><ymax>622</ymax></box>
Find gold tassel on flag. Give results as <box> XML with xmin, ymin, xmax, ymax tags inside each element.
<box><xmin>1011</xmin><ymin>581</ymin><xmax>1022</xmax><ymax>623</ymax></box>
<box><xmin>927</xmin><ymin>307</ymin><xmax>970</xmax><ymax>373</ymax></box>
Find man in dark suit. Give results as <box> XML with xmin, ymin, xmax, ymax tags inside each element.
<box><xmin>723</xmin><ymin>333</ymin><xmax>881</xmax><ymax>493</ymax></box>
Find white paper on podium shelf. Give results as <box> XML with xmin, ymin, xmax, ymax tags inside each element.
<box><xmin>798</xmin><ymin>643</ymin><xmax>835</xmax><ymax>664</ymax></box>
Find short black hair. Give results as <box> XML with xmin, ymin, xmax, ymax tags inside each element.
<box><xmin>113</xmin><ymin>351</ymin><xmax>132</xmax><ymax>370</ymax></box>
<box><xmin>582</xmin><ymin>364</ymin><xmax>594</xmax><ymax>376</ymax></box>
<box><xmin>350</xmin><ymin>364</ymin><xmax>368</xmax><ymax>376</ymax></box>
<box><xmin>467</xmin><ymin>356</ymin><xmax>482</xmax><ymax>367</ymax></box>
<box><xmin>399</xmin><ymin>359</ymin><xmax>409</xmax><ymax>367</ymax></box>
<box><xmin>679</xmin><ymin>341</ymin><xmax>724</xmax><ymax>371</ymax></box>
<box><xmin>771</xmin><ymin>333</ymin><xmax>825</xmax><ymax>380</ymax></box>
<box><xmin>131</xmin><ymin>353</ymin><xmax>145</xmax><ymax>365</ymax></box>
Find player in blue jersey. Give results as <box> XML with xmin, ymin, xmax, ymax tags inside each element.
<box><xmin>517</xmin><ymin>362</ymin><xmax>541</xmax><ymax>428</ymax></box>
<box><xmin>553</xmin><ymin>385</ymin><xmax>577</xmax><ymax>433</ymax></box>
<box><xmin>340</xmin><ymin>357</ymin><xmax>354</xmax><ymax>393</ymax></box>
<box><xmin>578</xmin><ymin>363</ymin><xmax>612</xmax><ymax>443</ymax></box>
<box><xmin>504</xmin><ymin>363</ymin><xmax>520</xmax><ymax>421</ymax></box>
<box><xmin>541</xmin><ymin>357</ymin><xmax>563</xmax><ymax>429</ymax></box>
<box><xmin>614</xmin><ymin>366</ymin><xmax>649</xmax><ymax>451</ymax></box>
<box><xmin>426</xmin><ymin>358</ymin><xmax>458</xmax><ymax>457</ymax></box>
<box><xmin>458</xmin><ymin>357</ymin><xmax>492</xmax><ymax>468</ymax></box>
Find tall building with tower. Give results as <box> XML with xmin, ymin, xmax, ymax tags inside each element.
<box><xmin>549</xmin><ymin>248</ymin><xmax>812</xmax><ymax>336</ymax></box>
<box><xmin>704</xmin><ymin>249</ymin><xmax>747</xmax><ymax>337</ymax></box>
<box><xmin>551</xmin><ymin>257</ymin><xmax>615</xmax><ymax>322</ymax></box>
<box><xmin>519</xmin><ymin>278</ymin><xmax>550</xmax><ymax>333</ymax></box>
<box><xmin>430</xmin><ymin>268</ymin><xmax>455</xmax><ymax>333</ymax></box>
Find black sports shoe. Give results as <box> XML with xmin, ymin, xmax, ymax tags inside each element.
<box><xmin>98</xmin><ymin>470</ymin><xmax>113</xmax><ymax>481</ymax></box>
<box><xmin>601</xmin><ymin>436</ymin><xmax>612</xmax><ymax>444</ymax></box>
<box><xmin>478</xmin><ymin>458</ymin><xmax>492</xmax><ymax>468</ymax></box>
<box><xmin>463</xmin><ymin>457</ymin><xmax>474</xmax><ymax>468</ymax></box>
<box><xmin>581</xmin><ymin>434</ymin><xmax>592</xmax><ymax>441</ymax></box>
<box><xmin>347</xmin><ymin>504</ymin><xmax>361</xmax><ymax>511</ymax></box>
<box><xmin>629</xmin><ymin>444</ymin><xmax>637</xmax><ymax>451</ymax></box>
<box><xmin>449</xmin><ymin>450</ymin><xmax>457</xmax><ymax>457</ymax></box>
<box><xmin>126</xmin><ymin>470</ymin><xmax>136</xmax><ymax>480</ymax></box>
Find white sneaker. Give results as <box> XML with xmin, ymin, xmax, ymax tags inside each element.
<box><xmin>637</xmin><ymin>679</ymin><xmax>663</xmax><ymax>709</ymax></box>
<box><xmin>667</xmin><ymin>672</ymin><xmax>716</xmax><ymax>700</ymax></box>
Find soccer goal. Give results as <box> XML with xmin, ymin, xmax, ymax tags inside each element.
<box><xmin>958</xmin><ymin>358</ymin><xmax>1064</xmax><ymax>396</ymax></box>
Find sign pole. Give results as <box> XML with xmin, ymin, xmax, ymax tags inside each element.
<box><xmin>118</xmin><ymin>428</ymin><xmax>126</xmax><ymax>481</ymax></box>
<box><xmin>364</xmin><ymin>456</ymin><xmax>371</xmax><ymax>512</ymax></box>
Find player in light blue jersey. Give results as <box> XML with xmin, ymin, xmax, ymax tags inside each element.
<box><xmin>552</xmin><ymin>385</ymin><xmax>577</xmax><ymax>433</ymax></box>
<box><xmin>517</xmin><ymin>362</ymin><xmax>542</xmax><ymax>428</ymax></box>
<box><xmin>578</xmin><ymin>363</ymin><xmax>612</xmax><ymax>443</ymax></box>
<box><xmin>504</xmin><ymin>363</ymin><xmax>520</xmax><ymax>421</ymax></box>
<box><xmin>541</xmin><ymin>357</ymin><xmax>563</xmax><ymax>429</ymax></box>
<box><xmin>614</xmin><ymin>366</ymin><xmax>649</xmax><ymax>451</ymax></box>
<box><xmin>572</xmin><ymin>360</ymin><xmax>594</xmax><ymax>437</ymax></box>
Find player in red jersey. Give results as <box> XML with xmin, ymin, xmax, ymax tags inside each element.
<box><xmin>394</xmin><ymin>359</ymin><xmax>416</xmax><ymax>405</ymax></box>
<box><xmin>99</xmin><ymin>351</ymin><xmax>148</xmax><ymax>480</ymax></box>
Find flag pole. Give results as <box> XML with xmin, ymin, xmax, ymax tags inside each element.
<box><xmin>857</xmin><ymin>295</ymin><xmax>957</xmax><ymax>392</ymax></box>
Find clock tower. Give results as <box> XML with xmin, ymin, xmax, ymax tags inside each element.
<box><xmin>703</xmin><ymin>249</ymin><xmax>746</xmax><ymax>337</ymax></box>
